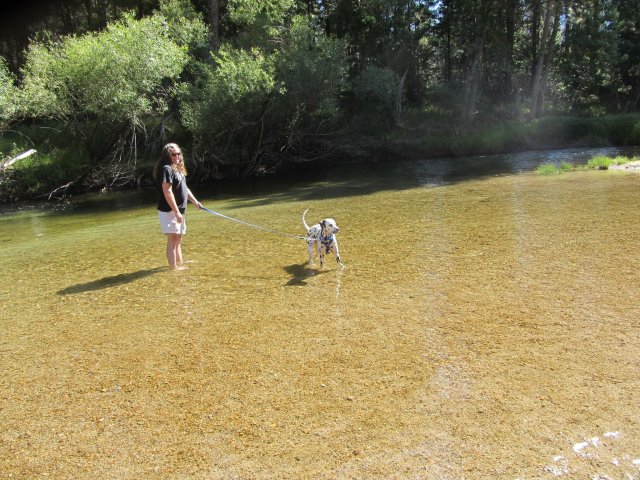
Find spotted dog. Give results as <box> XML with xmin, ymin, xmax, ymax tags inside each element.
<box><xmin>302</xmin><ymin>209</ymin><xmax>342</xmax><ymax>267</ymax></box>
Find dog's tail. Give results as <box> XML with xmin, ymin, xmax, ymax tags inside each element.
<box><xmin>302</xmin><ymin>208</ymin><xmax>311</xmax><ymax>231</ymax></box>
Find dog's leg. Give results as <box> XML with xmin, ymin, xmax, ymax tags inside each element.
<box><xmin>332</xmin><ymin>241</ymin><xmax>345</xmax><ymax>269</ymax></box>
<box><xmin>307</xmin><ymin>241</ymin><xmax>315</xmax><ymax>265</ymax></box>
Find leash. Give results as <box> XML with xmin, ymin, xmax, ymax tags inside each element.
<box><xmin>201</xmin><ymin>206</ymin><xmax>306</xmax><ymax>240</ymax></box>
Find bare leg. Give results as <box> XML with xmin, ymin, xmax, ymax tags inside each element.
<box><xmin>166</xmin><ymin>233</ymin><xmax>186</xmax><ymax>270</ymax></box>
<box><xmin>175</xmin><ymin>235</ymin><xmax>184</xmax><ymax>267</ymax></box>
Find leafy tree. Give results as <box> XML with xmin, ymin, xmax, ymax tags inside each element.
<box><xmin>615</xmin><ymin>0</ymin><xmax>640</xmax><ymax>111</ymax></box>
<box><xmin>0</xmin><ymin>0</ymin><xmax>161</xmax><ymax>74</ymax></box>
<box><xmin>529</xmin><ymin>0</ymin><xmax>561</xmax><ymax>118</ymax></box>
<box><xmin>227</xmin><ymin>0</ymin><xmax>295</xmax><ymax>26</ymax></box>
<box><xmin>0</xmin><ymin>59</ymin><xmax>17</xmax><ymax>128</ymax></box>
<box><xmin>321</xmin><ymin>0</ymin><xmax>433</xmax><ymax>110</ymax></box>
<box><xmin>555</xmin><ymin>0</ymin><xmax>619</xmax><ymax>114</ymax></box>
<box><xmin>349</xmin><ymin>65</ymin><xmax>399</xmax><ymax>132</ymax></box>
<box><xmin>159</xmin><ymin>0</ymin><xmax>210</xmax><ymax>51</ymax></box>
<box><xmin>14</xmin><ymin>11</ymin><xmax>191</xmax><ymax>191</ymax></box>
<box><xmin>180</xmin><ymin>45</ymin><xmax>276</xmax><ymax>177</ymax></box>
<box><xmin>181</xmin><ymin>9</ymin><xmax>347</xmax><ymax>178</ymax></box>
<box><xmin>271</xmin><ymin>15</ymin><xmax>347</xmax><ymax>156</ymax></box>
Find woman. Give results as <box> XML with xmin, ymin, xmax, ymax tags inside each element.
<box><xmin>153</xmin><ymin>143</ymin><xmax>202</xmax><ymax>270</ymax></box>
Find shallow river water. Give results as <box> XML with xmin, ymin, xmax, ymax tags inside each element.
<box><xmin>1</xmin><ymin>147</ymin><xmax>640</xmax><ymax>479</ymax></box>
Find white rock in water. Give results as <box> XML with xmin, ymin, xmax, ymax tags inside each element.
<box><xmin>573</xmin><ymin>441</ymin><xmax>589</xmax><ymax>453</ymax></box>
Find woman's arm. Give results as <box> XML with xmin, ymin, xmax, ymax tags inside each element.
<box><xmin>162</xmin><ymin>181</ymin><xmax>183</xmax><ymax>223</ymax></box>
<box><xmin>188</xmin><ymin>189</ymin><xmax>202</xmax><ymax>210</ymax></box>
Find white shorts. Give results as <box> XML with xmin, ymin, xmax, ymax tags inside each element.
<box><xmin>158</xmin><ymin>210</ymin><xmax>187</xmax><ymax>235</ymax></box>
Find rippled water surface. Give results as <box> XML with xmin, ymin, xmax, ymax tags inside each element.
<box><xmin>2</xmin><ymin>148</ymin><xmax>640</xmax><ymax>479</ymax></box>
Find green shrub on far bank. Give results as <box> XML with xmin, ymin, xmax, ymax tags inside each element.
<box><xmin>560</xmin><ymin>161</ymin><xmax>573</xmax><ymax>172</ymax></box>
<box><xmin>389</xmin><ymin>113</ymin><xmax>640</xmax><ymax>160</ymax></box>
<box><xmin>1</xmin><ymin>147</ymin><xmax>87</xmax><ymax>201</ymax></box>
<box><xmin>535</xmin><ymin>155</ymin><xmax>637</xmax><ymax>176</ymax></box>
<box><xmin>535</xmin><ymin>163</ymin><xmax>560</xmax><ymax>175</ymax></box>
<box><xmin>587</xmin><ymin>155</ymin><xmax>615</xmax><ymax>169</ymax></box>
<box><xmin>586</xmin><ymin>155</ymin><xmax>633</xmax><ymax>169</ymax></box>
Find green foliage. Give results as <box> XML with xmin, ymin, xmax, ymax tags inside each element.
<box><xmin>0</xmin><ymin>59</ymin><xmax>17</xmax><ymax>127</ymax></box>
<box><xmin>181</xmin><ymin>15</ymin><xmax>348</xmax><ymax>176</ymax></box>
<box><xmin>600</xmin><ymin>114</ymin><xmax>640</xmax><ymax>145</ymax></box>
<box><xmin>587</xmin><ymin>155</ymin><xmax>633</xmax><ymax>169</ymax></box>
<box><xmin>560</xmin><ymin>162</ymin><xmax>573</xmax><ymax>172</ymax></box>
<box><xmin>535</xmin><ymin>163</ymin><xmax>561</xmax><ymax>175</ymax></box>
<box><xmin>227</xmin><ymin>0</ymin><xmax>294</xmax><ymax>26</ymax></box>
<box><xmin>388</xmin><ymin>112</ymin><xmax>640</xmax><ymax>160</ymax></box>
<box><xmin>7</xmin><ymin>10</ymin><xmax>196</xmax><ymax>194</ymax></box>
<box><xmin>157</xmin><ymin>0</ymin><xmax>209</xmax><ymax>52</ymax></box>
<box><xmin>350</xmin><ymin>65</ymin><xmax>399</xmax><ymax>133</ymax></box>
<box><xmin>180</xmin><ymin>45</ymin><xmax>276</xmax><ymax>173</ymax></box>
<box><xmin>272</xmin><ymin>16</ymin><xmax>347</xmax><ymax>126</ymax></box>
<box><xmin>8</xmin><ymin>148</ymin><xmax>87</xmax><ymax>198</ymax></box>
<box><xmin>3</xmin><ymin>0</ymin><xmax>640</xmax><ymax>200</ymax></box>
<box><xmin>588</xmin><ymin>156</ymin><xmax>613</xmax><ymax>169</ymax></box>
<box><xmin>182</xmin><ymin>46</ymin><xmax>275</xmax><ymax>128</ymax></box>
<box><xmin>555</xmin><ymin>1</ymin><xmax>621</xmax><ymax>114</ymax></box>
<box><xmin>226</xmin><ymin>0</ymin><xmax>296</xmax><ymax>49</ymax></box>
<box><xmin>18</xmin><ymin>13</ymin><xmax>188</xmax><ymax>125</ymax></box>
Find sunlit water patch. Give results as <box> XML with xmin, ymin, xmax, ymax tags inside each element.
<box><xmin>1</xmin><ymin>150</ymin><xmax>639</xmax><ymax>479</ymax></box>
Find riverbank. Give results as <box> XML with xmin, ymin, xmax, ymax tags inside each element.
<box><xmin>2</xmin><ymin>113</ymin><xmax>640</xmax><ymax>203</ymax></box>
<box><xmin>610</xmin><ymin>159</ymin><xmax>640</xmax><ymax>170</ymax></box>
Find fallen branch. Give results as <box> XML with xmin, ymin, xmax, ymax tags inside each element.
<box><xmin>41</xmin><ymin>181</ymin><xmax>75</xmax><ymax>201</ymax></box>
<box><xmin>1</xmin><ymin>149</ymin><xmax>37</xmax><ymax>170</ymax></box>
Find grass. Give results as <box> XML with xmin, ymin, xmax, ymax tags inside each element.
<box><xmin>535</xmin><ymin>163</ymin><xmax>561</xmax><ymax>175</ymax></box>
<box><xmin>536</xmin><ymin>155</ymin><xmax>638</xmax><ymax>175</ymax></box>
<box><xmin>559</xmin><ymin>161</ymin><xmax>573</xmax><ymax>172</ymax></box>
<box><xmin>587</xmin><ymin>155</ymin><xmax>615</xmax><ymax>169</ymax></box>
<box><xmin>586</xmin><ymin>155</ymin><xmax>634</xmax><ymax>169</ymax></box>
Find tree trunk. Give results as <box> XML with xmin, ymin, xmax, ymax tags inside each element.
<box><xmin>531</xmin><ymin>0</ymin><xmax>541</xmax><ymax>81</ymax></box>
<box><xmin>463</xmin><ymin>0</ymin><xmax>492</xmax><ymax>121</ymax></box>
<box><xmin>208</xmin><ymin>0</ymin><xmax>220</xmax><ymax>51</ymax></box>
<box><xmin>537</xmin><ymin>0</ymin><xmax>561</xmax><ymax>116</ymax></box>
<box><xmin>464</xmin><ymin>39</ymin><xmax>484</xmax><ymax>121</ymax></box>
<box><xmin>444</xmin><ymin>4</ymin><xmax>452</xmax><ymax>84</ymax></box>
<box><xmin>632</xmin><ymin>72</ymin><xmax>640</xmax><ymax>111</ymax></box>
<box><xmin>504</xmin><ymin>0</ymin><xmax>516</xmax><ymax>101</ymax></box>
<box><xmin>530</xmin><ymin>0</ymin><xmax>559</xmax><ymax>118</ymax></box>
<box><xmin>396</xmin><ymin>68</ymin><xmax>408</xmax><ymax>116</ymax></box>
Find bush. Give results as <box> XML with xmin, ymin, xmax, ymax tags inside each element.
<box><xmin>587</xmin><ymin>155</ymin><xmax>614</xmax><ymax>169</ymax></box>
<box><xmin>535</xmin><ymin>163</ymin><xmax>560</xmax><ymax>175</ymax></box>
<box><xmin>181</xmin><ymin>15</ymin><xmax>348</xmax><ymax>177</ymax></box>
<box><xmin>601</xmin><ymin>114</ymin><xmax>640</xmax><ymax>145</ymax></box>
<box><xmin>18</xmin><ymin>14</ymin><xmax>188</xmax><ymax>124</ymax></box>
<box><xmin>560</xmin><ymin>161</ymin><xmax>573</xmax><ymax>172</ymax></box>
<box><xmin>0</xmin><ymin>59</ymin><xmax>17</xmax><ymax>127</ymax></box>
<box><xmin>272</xmin><ymin>15</ymin><xmax>347</xmax><ymax>126</ymax></box>
<box><xmin>5</xmin><ymin>8</ymin><xmax>200</xmax><ymax>195</ymax></box>
<box><xmin>180</xmin><ymin>45</ymin><xmax>276</xmax><ymax>176</ymax></box>
<box><xmin>349</xmin><ymin>65</ymin><xmax>400</xmax><ymax>134</ymax></box>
